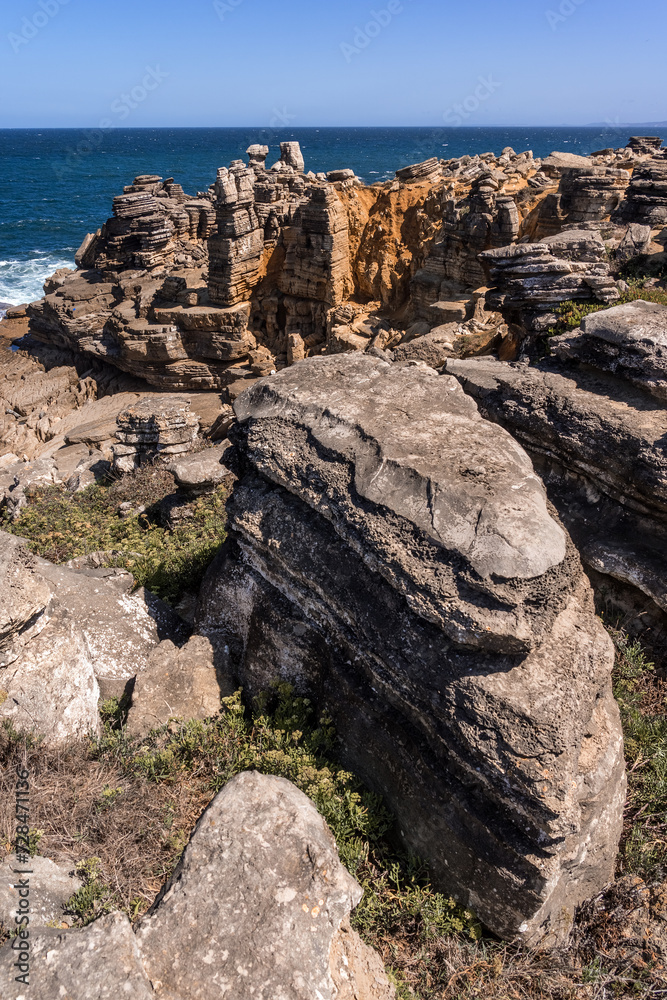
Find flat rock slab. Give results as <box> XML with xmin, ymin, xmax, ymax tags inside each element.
<box><xmin>34</xmin><ymin>559</ymin><xmax>189</xmax><ymax>699</ymax></box>
<box><xmin>168</xmin><ymin>442</ymin><xmax>232</xmax><ymax>490</ymax></box>
<box><xmin>445</xmin><ymin>356</ymin><xmax>667</xmax><ymax>521</ymax></box>
<box><xmin>0</xmin><ymin>912</ymin><xmax>154</xmax><ymax>1000</ymax></box>
<box><xmin>0</xmin><ymin>855</ymin><xmax>82</xmax><ymax>931</ymax></box>
<box><xmin>445</xmin><ymin>354</ymin><xmax>667</xmax><ymax>620</ymax></box>
<box><xmin>551</xmin><ymin>300</ymin><xmax>667</xmax><ymax>402</ymax></box>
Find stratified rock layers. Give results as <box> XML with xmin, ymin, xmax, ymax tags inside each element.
<box><xmin>196</xmin><ymin>355</ymin><xmax>626</xmax><ymax>944</ymax></box>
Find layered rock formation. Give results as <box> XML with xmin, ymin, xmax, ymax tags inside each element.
<box><xmin>613</xmin><ymin>154</ymin><xmax>667</xmax><ymax>225</ymax></box>
<box><xmin>112</xmin><ymin>395</ymin><xmax>200</xmax><ymax>473</ymax></box>
<box><xmin>531</xmin><ymin>164</ymin><xmax>630</xmax><ymax>236</ymax></box>
<box><xmin>447</xmin><ymin>300</ymin><xmax>667</xmax><ymax>651</ymax></box>
<box><xmin>22</xmin><ymin>135</ymin><xmax>665</xmax><ymax>393</ymax></box>
<box><xmin>196</xmin><ymin>354</ymin><xmax>625</xmax><ymax>944</ymax></box>
<box><xmin>0</xmin><ymin>772</ymin><xmax>394</xmax><ymax>1000</ymax></box>
<box><xmin>480</xmin><ymin>230</ymin><xmax>620</xmax><ymax>336</ymax></box>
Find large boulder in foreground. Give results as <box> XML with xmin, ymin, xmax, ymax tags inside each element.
<box><xmin>0</xmin><ymin>772</ymin><xmax>394</xmax><ymax>1000</ymax></box>
<box><xmin>137</xmin><ymin>771</ymin><xmax>392</xmax><ymax>998</ymax></box>
<box><xmin>196</xmin><ymin>355</ymin><xmax>626</xmax><ymax>944</ymax></box>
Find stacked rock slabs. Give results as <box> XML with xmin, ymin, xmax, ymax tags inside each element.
<box><xmin>196</xmin><ymin>354</ymin><xmax>626</xmax><ymax>944</ymax></box>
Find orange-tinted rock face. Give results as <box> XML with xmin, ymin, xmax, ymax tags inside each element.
<box><xmin>21</xmin><ymin>138</ymin><xmax>665</xmax><ymax>394</ymax></box>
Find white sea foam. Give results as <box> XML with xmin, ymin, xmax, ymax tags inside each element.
<box><xmin>0</xmin><ymin>253</ymin><xmax>76</xmax><ymax>313</ymax></box>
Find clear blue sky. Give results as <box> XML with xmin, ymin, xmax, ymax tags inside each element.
<box><xmin>1</xmin><ymin>0</ymin><xmax>664</xmax><ymax>128</ymax></box>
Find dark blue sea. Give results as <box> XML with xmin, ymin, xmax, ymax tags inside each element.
<box><xmin>1</xmin><ymin>125</ymin><xmax>666</xmax><ymax>309</ymax></box>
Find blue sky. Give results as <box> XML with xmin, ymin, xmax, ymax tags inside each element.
<box><xmin>1</xmin><ymin>0</ymin><xmax>665</xmax><ymax>128</ymax></box>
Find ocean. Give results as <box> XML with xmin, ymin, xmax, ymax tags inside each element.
<box><xmin>1</xmin><ymin>125</ymin><xmax>666</xmax><ymax>311</ymax></box>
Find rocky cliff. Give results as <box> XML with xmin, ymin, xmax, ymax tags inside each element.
<box><xmin>1</xmin><ymin>133</ymin><xmax>666</xmax><ymax>962</ymax></box>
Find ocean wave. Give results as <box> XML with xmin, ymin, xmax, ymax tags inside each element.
<box><xmin>0</xmin><ymin>253</ymin><xmax>76</xmax><ymax>308</ymax></box>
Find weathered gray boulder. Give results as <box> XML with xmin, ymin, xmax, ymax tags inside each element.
<box><xmin>551</xmin><ymin>300</ymin><xmax>667</xmax><ymax>402</ymax></box>
<box><xmin>126</xmin><ymin>635</ymin><xmax>224</xmax><ymax>736</ymax></box>
<box><xmin>137</xmin><ymin>771</ymin><xmax>393</xmax><ymax>999</ymax></box>
<box><xmin>445</xmin><ymin>355</ymin><xmax>667</xmax><ymax>634</ymax></box>
<box><xmin>0</xmin><ymin>855</ymin><xmax>82</xmax><ymax>932</ymax></box>
<box><xmin>0</xmin><ymin>773</ymin><xmax>394</xmax><ymax>999</ymax></box>
<box><xmin>34</xmin><ymin>558</ymin><xmax>189</xmax><ymax>700</ymax></box>
<box><xmin>0</xmin><ymin>533</ymin><xmax>52</xmax><ymax>666</ymax></box>
<box><xmin>0</xmin><ymin>606</ymin><xmax>101</xmax><ymax>741</ymax></box>
<box><xmin>0</xmin><ymin>911</ymin><xmax>154</xmax><ymax>1000</ymax></box>
<box><xmin>196</xmin><ymin>355</ymin><xmax>626</xmax><ymax>944</ymax></box>
<box><xmin>0</xmin><ymin>533</ymin><xmax>101</xmax><ymax>741</ymax></box>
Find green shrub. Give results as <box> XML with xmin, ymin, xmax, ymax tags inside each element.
<box><xmin>92</xmin><ymin>683</ymin><xmax>482</xmax><ymax>946</ymax></box>
<box><xmin>552</xmin><ymin>283</ymin><xmax>667</xmax><ymax>334</ymax></box>
<box><xmin>610</xmin><ymin>628</ymin><xmax>667</xmax><ymax>882</ymax></box>
<box><xmin>1</xmin><ymin>469</ymin><xmax>229</xmax><ymax>606</ymax></box>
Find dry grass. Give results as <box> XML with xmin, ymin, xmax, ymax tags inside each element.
<box><xmin>0</xmin><ymin>631</ymin><xmax>666</xmax><ymax>998</ymax></box>
<box><xmin>0</xmin><ymin>733</ymin><xmax>208</xmax><ymax>923</ymax></box>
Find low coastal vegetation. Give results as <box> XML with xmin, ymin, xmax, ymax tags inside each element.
<box><xmin>0</xmin><ymin>622</ymin><xmax>665</xmax><ymax>997</ymax></box>
<box><xmin>1</xmin><ymin>466</ymin><xmax>228</xmax><ymax>606</ymax></box>
<box><xmin>554</xmin><ymin>280</ymin><xmax>667</xmax><ymax>333</ymax></box>
<box><xmin>2</xmin><ymin>468</ymin><xmax>666</xmax><ymax>996</ymax></box>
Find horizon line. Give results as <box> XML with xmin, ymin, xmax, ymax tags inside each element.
<box><xmin>1</xmin><ymin>122</ymin><xmax>666</xmax><ymax>131</ymax></box>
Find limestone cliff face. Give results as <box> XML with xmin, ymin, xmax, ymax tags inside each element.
<box><xmin>24</xmin><ymin>137</ymin><xmax>665</xmax><ymax>395</ymax></box>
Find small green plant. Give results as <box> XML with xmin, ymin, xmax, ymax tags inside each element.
<box><xmin>66</xmin><ymin>858</ymin><xmax>116</xmax><ymax>925</ymax></box>
<box><xmin>1</xmin><ymin>469</ymin><xmax>229</xmax><ymax>606</ymax></box>
<box><xmin>89</xmin><ymin>682</ymin><xmax>481</xmax><ymax>947</ymax></box>
<box><xmin>25</xmin><ymin>828</ymin><xmax>44</xmax><ymax>857</ymax></box>
<box><xmin>97</xmin><ymin>785</ymin><xmax>123</xmax><ymax>811</ymax></box>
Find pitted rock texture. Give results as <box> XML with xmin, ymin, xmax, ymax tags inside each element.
<box><xmin>0</xmin><ymin>855</ymin><xmax>83</xmax><ymax>932</ymax></box>
<box><xmin>0</xmin><ymin>911</ymin><xmax>155</xmax><ymax>1000</ymax></box>
<box><xmin>196</xmin><ymin>354</ymin><xmax>625</xmax><ymax>944</ymax></box>
<box><xmin>0</xmin><ymin>532</ymin><xmax>100</xmax><ymax>742</ymax></box>
<box><xmin>137</xmin><ymin>772</ymin><xmax>392</xmax><ymax>999</ymax></box>
<box><xmin>551</xmin><ymin>300</ymin><xmax>667</xmax><ymax>403</ymax></box>
<box><xmin>0</xmin><ymin>773</ymin><xmax>394</xmax><ymax>1000</ymax></box>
